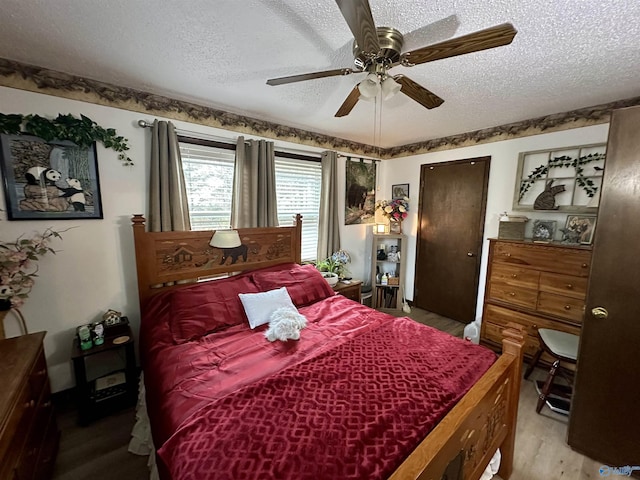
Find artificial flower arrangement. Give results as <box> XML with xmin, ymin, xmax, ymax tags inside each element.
<box><xmin>375</xmin><ymin>197</ymin><xmax>410</xmax><ymax>222</ymax></box>
<box><xmin>0</xmin><ymin>227</ymin><xmax>63</xmax><ymax>309</ymax></box>
<box><xmin>315</xmin><ymin>249</ymin><xmax>351</xmax><ymax>279</ymax></box>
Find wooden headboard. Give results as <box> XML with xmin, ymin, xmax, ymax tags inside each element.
<box><xmin>132</xmin><ymin>214</ymin><xmax>302</xmax><ymax>306</ymax></box>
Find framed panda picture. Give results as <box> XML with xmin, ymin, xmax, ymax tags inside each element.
<box><xmin>0</xmin><ymin>134</ymin><xmax>103</xmax><ymax>220</ymax></box>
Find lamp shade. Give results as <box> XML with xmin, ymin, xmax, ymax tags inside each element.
<box><xmin>381</xmin><ymin>76</ymin><xmax>401</xmax><ymax>100</ymax></box>
<box><xmin>375</xmin><ymin>223</ymin><xmax>389</xmax><ymax>234</ymax></box>
<box><xmin>358</xmin><ymin>73</ymin><xmax>381</xmax><ymax>99</ymax></box>
<box><xmin>209</xmin><ymin>230</ymin><xmax>241</xmax><ymax>248</ymax></box>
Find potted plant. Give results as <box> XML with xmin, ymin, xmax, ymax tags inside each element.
<box><xmin>315</xmin><ymin>251</ymin><xmax>350</xmax><ymax>286</ymax></box>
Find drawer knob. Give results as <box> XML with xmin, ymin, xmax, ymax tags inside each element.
<box><xmin>511</xmin><ymin>274</ymin><xmax>518</xmax><ymax>278</ymax></box>
<box><xmin>582</xmin><ymin>263</ymin><xmax>588</xmax><ymax>268</ymax></box>
<box><xmin>564</xmin><ymin>305</ymin><xmax>571</xmax><ymax>310</ymax></box>
<box><xmin>37</xmin><ymin>368</ymin><xmax>46</xmax><ymax>377</ymax></box>
<box><xmin>24</xmin><ymin>399</ymin><xmax>35</xmax><ymax>409</ymax></box>
<box><xmin>509</xmin><ymin>292</ymin><xmax>516</xmax><ymax>297</ymax></box>
<box><xmin>566</xmin><ymin>284</ymin><xmax>573</xmax><ymax>289</ymax></box>
<box><xmin>504</xmin><ymin>253</ymin><xmax>512</xmax><ymax>257</ymax></box>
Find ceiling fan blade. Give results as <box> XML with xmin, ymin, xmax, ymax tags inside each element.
<box><xmin>335</xmin><ymin>86</ymin><xmax>361</xmax><ymax>117</ymax></box>
<box><xmin>334</xmin><ymin>0</ymin><xmax>380</xmax><ymax>56</ymax></box>
<box><xmin>399</xmin><ymin>23</ymin><xmax>517</xmax><ymax>66</ymax></box>
<box><xmin>267</xmin><ymin>68</ymin><xmax>354</xmax><ymax>86</ymax></box>
<box><xmin>395</xmin><ymin>76</ymin><xmax>444</xmax><ymax>110</ymax></box>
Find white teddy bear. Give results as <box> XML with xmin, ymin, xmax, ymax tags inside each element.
<box><xmin>264</xmin><ymin>307</ymin><xmax>308</xmax><ymax>342</ymax></box>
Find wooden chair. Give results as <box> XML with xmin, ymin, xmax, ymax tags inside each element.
<box><xmin>524</xmin><ymin>328</ymin><xmax>579</xmax><ymax>414</ymax></box>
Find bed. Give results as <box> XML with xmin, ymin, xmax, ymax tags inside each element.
<box><xmin>131</xmin><ymin>214</ymin><xmax>525</xmax><ymax>480</ymax></box>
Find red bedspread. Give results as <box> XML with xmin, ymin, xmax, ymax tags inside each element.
<box><xmin>148</xmin><ymin>297</ymin><xmax>495</xmax><ymax>479</ymax></box>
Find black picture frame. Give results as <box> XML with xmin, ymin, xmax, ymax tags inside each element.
<box><xmin>0</xmin><ymin>133</ymin><xmax>103</xmax><ymax>220</ymax></box>
<box><xmin>392</xmin><ymin>183</ymin><xmax>409</xmax><ymax>199</ymax></box>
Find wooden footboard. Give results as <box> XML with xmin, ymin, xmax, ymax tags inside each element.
<box><xmin>389</xmin><ymin>325</ymin><xmax>525</xmax><ymax>480</ymax></box>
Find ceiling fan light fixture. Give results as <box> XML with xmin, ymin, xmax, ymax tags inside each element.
<box><xmin>358</xmin><ymin>73</ymin><xmax>381</xmax><ymax>98</ymax></box>
<box><xmin>381</xmin><ymin>76</ymin><xmax>401</xmax><ymax>100</ymax></box>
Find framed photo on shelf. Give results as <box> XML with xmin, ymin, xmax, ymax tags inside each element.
<box><xmin>392</xmin><ymin>183</ymin><xmax>409</xmax><ymax>199</ymax></box>
<box><xmin>532</xmin><ymin>220</ymin><xmax>556</xmax><ymax>242</ymax></box>
<box><xmin>562</xmin><ymin>215</ymin><xmax>597</xmax><ymax>244</ymax></box>
<box><xmin>0</xmin><ymin>133</ymin><xmax>103</xmax><ymax>220</ymax></box>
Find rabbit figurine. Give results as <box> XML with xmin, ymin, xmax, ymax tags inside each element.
<box><xmin>534</xmin><ymin>180</ymin><xmax>565</xmax><ymax>210</ymax></box>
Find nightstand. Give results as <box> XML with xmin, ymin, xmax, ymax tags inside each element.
<box><xmin>333</xmin><ymin>280</ymin><xmax>363</xmax><ymax>303</ymax></box>
<box><xmin>71</xmin><ymin>324</ymin><xmax>137</xmax><ymax>425</ymax></box>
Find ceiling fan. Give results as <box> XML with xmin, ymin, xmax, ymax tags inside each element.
<box><xmin>266</xmin><ymin>0</ymin><xmax>517</xmax><ymax>117</ymax></box>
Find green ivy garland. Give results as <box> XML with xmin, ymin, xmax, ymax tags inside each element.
<box><xmin>0</xmin><ymin>113</ymin><xmax>132</xmax><ymax>165</ymax></box>
<box><xmin>518</xmin><ymin>153</ymin><xmax>605</xmax><ymax>201</ymax></box>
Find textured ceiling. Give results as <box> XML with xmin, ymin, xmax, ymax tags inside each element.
<box><xmin>1</xmin><ymin>0</ymin><xmax>639</xmax><ymax>148</ymax></box>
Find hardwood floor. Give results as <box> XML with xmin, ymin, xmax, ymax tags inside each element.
<box><xmin>52</xmin><ymin>308</ymin><xmax>602</xmax><ymax>480</ymax></box>
<box><xmin>52</xmin><ymin>392</ymin><xmax>148</xmax><ymax>480</ymax></box>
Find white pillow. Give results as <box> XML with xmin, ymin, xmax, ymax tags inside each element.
<box><xmin>239</xmin><ymin>287</ymin><xmax>297</xmax><ymax>329</ymax></box>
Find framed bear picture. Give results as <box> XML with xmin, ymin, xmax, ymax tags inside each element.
<box><xmin>0</xmin><ymin>134</ymin><xmax>103</xmax><ymax>220</ymax></box>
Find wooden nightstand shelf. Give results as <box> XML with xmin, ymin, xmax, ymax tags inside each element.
<box><xmin>371</xmin><ymin>233</ymin><xmax>406</xmax><ymax>309</ymax></box>
<box><xmin>333</xmin><ymin>280</ymin><xmax>362</xmax><ymax>303</ymax></box>
<box><xmin>71</xmin><ymin>324</ymin><xmax>137</xmax><ymax>425</ymax></box>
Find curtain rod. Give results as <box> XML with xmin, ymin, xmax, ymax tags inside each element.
<box><xmin>138</xmin><ymin>120</ymin><xmax>379</xmax><ymax>161</ymax></box>
<box><xmin>338</xmin><ymin>154</ymin><xmax>380</xmax><ymax>163</ymax></box>
<box><xmin>138</xmin><ymin>119</ymin><xmax>322</xmax><ymax>160</ymax></box>
<box><xmin>138</xmin><ymin>119</ymin><xmax>234</xmax><ymax>145</ymax></box>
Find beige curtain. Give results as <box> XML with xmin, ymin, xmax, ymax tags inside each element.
<box><xmin>317</xmin><ymin>151</ymin><xmax>341</xmax><ymax>260</ymax></box>
<box><xmin>231</xmin><ymin>136</ymin><xmax>278</xmax><ymax>228</ymax></box>
<box><xmin>148</xmin><ymin>120</ymin><xmax>191</xmax><ymax>232</ymax></box>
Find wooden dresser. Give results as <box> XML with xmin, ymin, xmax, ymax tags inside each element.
<box><xmin>0</xmin><ymin>332</ymin><xmax>59</xmax><ymax>480</ymax></box>
<box><xmin>481</xmin><ymin>239</ymin><xmax>592</xmax><ymax>362</ymax></box>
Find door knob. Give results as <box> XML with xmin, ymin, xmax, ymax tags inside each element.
<box><xmin>467</xmin><ymin>252</ymin><xmax>475</xmax><ymax>257</ymax></box>
<box><xmin>591</xmin><ymin>307</ymin><xmax>609</xmax><ymax>319</ymax></box>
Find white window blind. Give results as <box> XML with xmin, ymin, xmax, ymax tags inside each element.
<box><xmin>180</xmin><ymin>143</ymin><xmax>235</xmax><ymax>231</ymax></box>
<box><xmin>274</xmin><ymin>156</ymin><xmax>321</xmax><ymax>261</ymax></box>
<box><xmin>179</xmin><ymin>140</ymin><xmax>322</xmax><ymax>261</ymax></box>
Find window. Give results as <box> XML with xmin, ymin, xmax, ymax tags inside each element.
<box><xmin>180</xmin><ymin>141</ymin><xmax>235</xmax><ymax>230</ymax></box>
<box><xmin>179</xmin><ymin>139</ymin><xmax>322</xmax><ymax>261</ymax></box>
<box><xmin>274</xmin><ymin>156</ymin><xmax>321</xmax><ymax>261</ymax></box>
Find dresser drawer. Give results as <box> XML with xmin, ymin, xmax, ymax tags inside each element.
<box><xmin>537</xmin><ymin>292</ymin><xmax>585</xmax><ymax>324</ymax></box>
<box><xmin>336</xmin><ymin>283</ymin><xmax>361</xmax><ymax>302</ymax></box>
<box><xmin>539</xmin><ymin>272</ymin><xmax>588</xmax><ymax>299</ymax></box>
<box><xmin>0</xmin><ymin>379</ymin><xmax>35</xmax><ymax>467</ymax></box>
<box><xmin>488</xmin><ymin>282</ymin><xmax>538</xmax><ymax>309</ymax></box>
<box><xmin>482</xmin><ymin>320</ymin><xmax>540</xmax><ymax>358</ymax></box>
<box><xmin>493</xmin><ymin>242</ymin><xmax>592</xmax><ymax>277</ymax></box>
<box><xmin>483</xmin><ymin>304</ymin><xmax>581</xmax><ymax>337</ymax></box>
<box><xmin>15</xmin><ymin>386</ymin><xmax>54</xmax><ymax>480</ymax></box>
<box><xmin>28</xmin><ymin>351</ymin><xmax>48</xmax><ymax>397</ymax></box>
<box><xmin>490</xmin><ymin>263</ymin><xmax>539</xmax><ymax>290</ymax></box>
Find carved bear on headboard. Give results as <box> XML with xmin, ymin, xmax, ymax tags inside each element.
<box><xmin>219</xmin><ymin>244</ymin><xmax>248</xmax><ymax>265</ymax></box>
<box><xmin>534</xmin><ymin>180</ymin><xmax>565</xmax><ymax>210</ymax></box>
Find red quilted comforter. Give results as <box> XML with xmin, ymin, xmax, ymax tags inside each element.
<box><xmin>142</xmin><ymin>292</ymin><xmax>495</xmax><ymax>480</ymax></box>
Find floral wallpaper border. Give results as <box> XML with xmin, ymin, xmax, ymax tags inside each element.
<box><xmin>1</xmin><ymin>57</ymin><xmax>639</xmax><ymax>158</ymax></box>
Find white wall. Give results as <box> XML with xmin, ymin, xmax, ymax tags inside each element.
<box><xmin>0</xmin><ymin>84</ymin><xmax>609</xmax><ymax>390</ymax></box>
<box><xmin>0</xmin><ymin>86</ymin><xmax>329</xmax><ymax>392</ymax></box>
<box><xmin>375</xmin><ymin>123</ymin><xmax>610</xmax><ymax>321</ymax></box>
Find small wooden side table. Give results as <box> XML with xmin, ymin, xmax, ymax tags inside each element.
<box><xmin>71</xmin><ymin>325</ymin><xmax>137</xmax><ymax>425</ymax></box>
<box><xmin>333</xmin><ymin>280</ymin><xmax>363</xmax><ymax>303</ymax></box>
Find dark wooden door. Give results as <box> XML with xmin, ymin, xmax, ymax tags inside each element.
<box><xmin>567</xmin><ymin>106</ymin><xmax>640</xmax><ymax>466</ymax></box>
<box><xmin>414</xmin><ymin>157</ymin><xmax>490</xmax><ymax>323</ymax></box>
